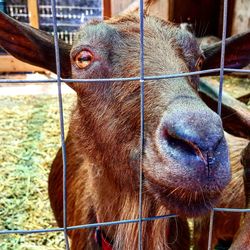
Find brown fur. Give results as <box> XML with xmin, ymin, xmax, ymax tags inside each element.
<box><xmin>229</xmin><ymin>215</ymin><xmax>250</xmax><ymax>250</ymax></box>
<box><xmin>193</xmin><ymin>134</ymin><xmax>247</xmax><ymax>249</ymax></box>
<box><xmin>229</xmin><ymin>142</ymin><xmax>250</xmax><ymax>250</ymax></box>
<box><xmin>48</xmin><ymin>15</ymin><xmax>247</xmax><ymax>250</ymax></box>
<box><xmin>49</xmin><ymin>125</ymin><xmax>191</xmax><ymax>249</ymax></box>
<box><xmin>49</xmin><ymin>14</ymin><xmax>207</xmax><ymax>249</ymax></box>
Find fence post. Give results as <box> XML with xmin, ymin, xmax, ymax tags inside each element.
<box><xmin>27</xmin><ymin>0</ymin><xmax>39</xmax><ymax>29</ymax></box>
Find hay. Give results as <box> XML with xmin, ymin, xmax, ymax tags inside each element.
<box><xmin>223</xmin><ymin>75</ymin><xmax>250</xmax><ymax>100</ymax></box>
<box><xmin>205</xmin><ymin>75</ymin><xmax>250</xmax><ymax>102</ymax></box>
<box><xmin>0</xmin><ymin>94</ymin><xmax>76</xmax><ymax>250</ymax></box>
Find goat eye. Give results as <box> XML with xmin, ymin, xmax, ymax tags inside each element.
<box><xmin>195</xmin><ymin>56</ymin><xmax>204</xmax><ymax>71</ymax></box>
<box><xmin>75</xmin><ymin>50</ymin><xmax>94</xmax><ymax>69</ymax></box>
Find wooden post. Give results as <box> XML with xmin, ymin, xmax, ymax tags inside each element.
<box><xmin>0</xmin><ymin>0</ymin><xmax>43</xmax><ymax>73</ymax></box>
<box><xmin>147</xmin><ymin>0</ymin><xmax>170</xmax><ymax>21</ymax></box>
<box><xmin>103</xmin><ymin>0</ymin><xmax>112</xmax><ymax>19</ymax></box>
<box><xmin>0</xmin><ymin>55</ymin><xmax>44</xmax><ymax>73</ymax></box>
<box><xmin>108</xmin><ymin>0</ymin><xmax>170</xmax><ymax>21</ymax></box>
<box><xmin>27</xmin><ymin>0</ymin><xmax>39</xmax><ymax>29</ymax></box>
<box><xmin>231</xmin><ymin>0</ymin><xmax>248</xmax><ymax>35</ymax></box>
<box><xmin>111</xmin><ymin>0</ymin><xmax>135</xmax><ymax>16</ymax></box>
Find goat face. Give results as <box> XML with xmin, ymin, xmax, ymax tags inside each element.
<box><xmin>69</xmin><ymin>15</ymin><xmax>230</xmax><ymax>216</ymax></box>
<box><xmin>2</xmin><ymin>13</ymin><xmax>249</xmax><ymax>217</ymax></box>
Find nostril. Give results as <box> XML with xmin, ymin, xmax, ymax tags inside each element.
<box><xmin>161</xmin><ymin>108</ymin><xmax>224</xmax><ymax>153</ymax></box>
<box><xmin>162</xmin><ymin>127</ymin><xmax>215</xmax><ymax>165</ymax></box>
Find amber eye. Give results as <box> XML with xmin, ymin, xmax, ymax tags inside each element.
<box><xmin>75</xmin><ymin>50</ymin><xmax>94</xmax><ymax>69</ymax></box>
<box><xmin>195</xmin><ymin>56</ymin><xmax>204</xmax><ymax>71</ymax></box>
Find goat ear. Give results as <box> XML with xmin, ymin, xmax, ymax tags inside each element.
<box><xmin>199</xmin><ymin>79</ymin><xmax>250</xmax><ymax>140</ymax></box>
<box><xmin>0</xmin><ymin>12</ymin><xmax>71</xmax><ymax>78</ymax></box>
<box><xmin>202</xmin><ymin>32</ymin><xmax>250</xmax><ymax>72</ymax></box>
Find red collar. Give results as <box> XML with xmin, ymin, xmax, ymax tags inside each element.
<box><xmin>95</xmin><ymin>223</ymin><xmax>170</xmax><ymax>249</ymax></box>
<box><xmin>95</xmin><ymin>227</ymin><xmax>113</xmax><ymax>250</ymax></box>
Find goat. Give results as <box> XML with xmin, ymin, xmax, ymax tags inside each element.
<box><xmin>0</xmin><ymin>11</ymin><xmax>250</xmax><ymax>249</ymax></box>
<box><xmin>229</xmin><ymin>142</ymin><xmax>250</xmax><ymax>250</ymax></box>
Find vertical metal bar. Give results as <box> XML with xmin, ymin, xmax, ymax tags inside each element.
<box><xmin>207</xmin><ymin>210</ymin><xmax>215</xmax><ymax>250</ymax></box>
<box><xmin>208</xmin><ymin>0</ymin><xmax>229</xmax><ymax>249</ymax></box>
<box><xmin>51</xmin><ymin>0</ymin><xmax>70</xmax><ymax>249</ymax></box>
<box><xmin>138</xmin><ymin>0</ymin><xmax>144</xmax><ymax>249</ymax></box>
<box><xmin>217</xmin><ymin>0</ymin><xmax>228</xmax><ymax>116</ymax></box>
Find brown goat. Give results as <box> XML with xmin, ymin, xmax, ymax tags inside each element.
<box><xmin>0</xmin><ymin>11</ymin><xmax>250</xmax><ymax>249</ymax></box>
<box><xmin>229</xmin><ymin>142</ymin><xmax>250</xmax><ymax>250</ymax></box>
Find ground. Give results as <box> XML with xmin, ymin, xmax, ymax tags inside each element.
<box><xmin>205</xmin><ymin>75</ymin><xmax>250</xmax><ymax>104</ymax></box>
<box><xmin>0</xmin><ymin>74</ymin><xmax>76</xmax><ymax>249</ymax></box>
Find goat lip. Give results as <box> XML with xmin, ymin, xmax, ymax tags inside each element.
<box><xmin>142</xmin><ymin>133</ymin><xmax>230</xmax><ymax>216</ymax></box>
<box><xmin>144</xmin><ymin>177</ymin><xmax>222</xmax><ymax>217</ymax></box>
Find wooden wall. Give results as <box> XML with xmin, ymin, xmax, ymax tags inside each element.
<box><xmin>231</xmin><ymin>0</ymin><xmax>250</xmax><ymax>35</ymax></box>
<box><xmin>0</xmin><ymin>0</ymin><xmax>42</xmax><ymax>73</ymax></box>
<box><xmin>1</xmin><ymin>0</ymin><xmax>249</xmax><ymax>73</ymax></box>
<box><xmin>108</xmin><ymin>0</ymin><xmax>249</xmax><ymax>37</ymax></box>
<box><xmin>111</xmin><ymin>0</ymin><xmax>135</xmax><ymax>16</ymax></box>
<box><xmin>105</xmin><ymin>0</ymin><xmax>170</xmax><ymax>21</ymax></box>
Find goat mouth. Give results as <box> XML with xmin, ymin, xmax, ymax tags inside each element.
<box><xmin>145</xmin><ymin>176</ymin><xmax>222</xmax><ymax>217</ymax></box>
<box><xmin>143</xmin><ymin>136</ymin><xmax>230</xmax><ymax>217</ymax></box>
<box><xmin>142</xmin><ymin>158</ymin><xmax>230</xmax><ymax>217</ymax></box>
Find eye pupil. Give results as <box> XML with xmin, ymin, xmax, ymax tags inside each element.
<box><xmin>75</xmin><ymin>50</ymin><xmax>93</xmax><ymax>69</ymax></box>
<box><xmin>78</xmin><ymin>55</ymin><xmax>91</xmax><ymax>62</ymax></box>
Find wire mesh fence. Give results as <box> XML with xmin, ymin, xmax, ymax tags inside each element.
<box><xmin>0</xmin><ymin>0</ymin><xmax>250</xmax><ymax>249</ymax></box>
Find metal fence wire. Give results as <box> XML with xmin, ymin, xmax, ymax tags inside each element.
<box><xmin>0</xmin><ymin>0</ymin><xmax>250</xmax><ymax>249</ymax></box>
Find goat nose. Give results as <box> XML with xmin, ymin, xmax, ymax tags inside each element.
<box><xmin>160</xmin><ymin>110</ymin><xmax>224</xmax><ymax>153</ymax></box>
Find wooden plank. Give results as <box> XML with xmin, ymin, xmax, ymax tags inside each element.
<box><xmin>110</xmin><ymin>0</ymin><xmax>170</xmax><ymax>21</ymax></box>
<box><xmin>147</xmin><ymin>0</ymin><xmax>170</xmax><ymax>21</ymax></box>
<box><xmin>27</xmin><ymin>0</ymin><xmax>39</xmax><ymax>29</ymax></box>
<box><xmin>231</xmin><ymin>0</ymin><xmax>250</xmax><ymax>35</ymax></box>
<box><xmin>111</xmin><ymin>0</ymin><xmax>135</xmax><ymax>16</ymax></box>
<box><xmin>217</xmin><ymin>0</ymin><xmax>235</xmax><ymax>37</ymax></box>
<box><xmin>168</xmin><ymin>0</ymin><xmax>174</xmax><ymax>20</ymax></box>
<box><xmin>0</xmin><ymin>55</ymin><xmax>45</xmax><ymax>73</ymax></box>
<box><xmin>170</xmin><ymin>0</ymin><xmax>220</xmax><ymax>37</ymax></box>
<box><xmin>103</xmin><ymin>0</ymin><xmax>112</xmax><ymax>19</ymax></box>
